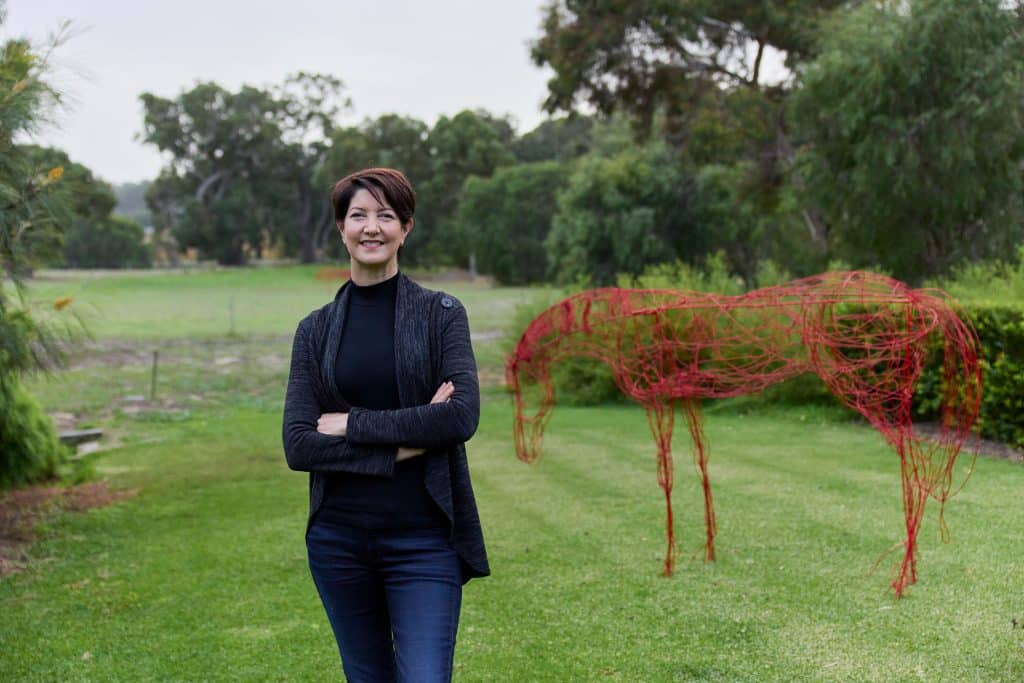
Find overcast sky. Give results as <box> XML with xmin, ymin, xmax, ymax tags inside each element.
<box><xmin>5</xmin><ymin>0</ymin><xmax>554</xmax><ymax>185</ymax></box>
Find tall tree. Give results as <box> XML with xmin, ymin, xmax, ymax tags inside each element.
<box><xmin>421</xmin><ymin>110</ymin><xmax>516</xmax><ymax>269</ymax></box>
<box><xmin>791</xmin><ymin>0</ymin><xmax>1024</xmax><ymax>282</ymax></box>
<box><xmin>140</xmin><ymin>82</ymin><xmax>283</xmax><ymax>264</ymax></box>
<box><xmin>20</xmin><ymin>146</ymin><xmax>150</xmax><ymax>269</ymax></box>
<box><xmin>274</xmin><ymin>72</ymin><xmax>348</xmax><ymax>263</ymax></box>
<box><xmin>513</xmin><ymin>115</ymin><xmax>593</xmax><ymax>163</ymax></box>
<box><xmin>140</xmin><ymin>74</ymin><xmax>347</xmax><ymax>264</ymax></box>
<box><xmin>0</xmin><ymin>7</ymin><xmax>73</xmax><ymax>487</ymax></box>
<box><xmin>531</xmin><ymin>0</ymin><xmax>849</xmax><ymax>250</ymax></box>
<box><xmin>455</xmin><ymin>161</ymin><xmax>569</xmax><ymax>284</ymax></box>
<box><xmin>546</xmin><ymin>141</ymin><xmax>705</xmax><ymax>285</ymax></box>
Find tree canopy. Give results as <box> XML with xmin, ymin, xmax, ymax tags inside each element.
<box><xmin>791</xmin><ymin>0</ymin><xmax>1024</xmax><ymax>282</ymax></box>
<box><xmin>140</xmin><ymin>74</ymin><xmax>347</xmax><ymax>264</ymax></box>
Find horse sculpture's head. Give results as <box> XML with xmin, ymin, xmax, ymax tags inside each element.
<box><xmin>505</xmin><ymin>312</ymin><xmax>561</xmax><ymax>465</ymax></box>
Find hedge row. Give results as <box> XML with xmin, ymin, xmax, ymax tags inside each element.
<box><xmin>914</xmin><ymin>304</ymin><xmax>1024</xmax><ymax>448</ymax></box>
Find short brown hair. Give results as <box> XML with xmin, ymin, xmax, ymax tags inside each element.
<box><xmin>331</xmin><ymin>167</ymin><xmax>416</xmax><ymax>226</ymax></box>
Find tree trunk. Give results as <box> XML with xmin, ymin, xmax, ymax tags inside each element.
<box><xmin>297</xmin><ymin>178</ymin><xmax>332</xmax><ymax>263</ymax></box>
<box><xmin>774</xmin><ymin>112</ymin><xmax>830</xmax><ymax>250</ymax></box>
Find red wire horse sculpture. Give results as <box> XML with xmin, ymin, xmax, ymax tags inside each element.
<box><xmin>506</xmin><ymin>271</ymin><xmax>982</xmax><ymax>597</ymax></box>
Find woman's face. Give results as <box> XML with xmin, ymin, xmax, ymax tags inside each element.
<box><xmin>338</xmin><ymin>188</ymin><xmax>411</xmax><ymax>278</ymax></box>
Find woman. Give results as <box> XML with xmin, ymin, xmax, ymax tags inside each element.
<box><xmin>282</xmin><ymin>167</ymin><xmax>489</xmax><ymax>681</ymax></box>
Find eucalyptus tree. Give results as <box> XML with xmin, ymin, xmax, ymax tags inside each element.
<box><xmin>141</xmin><ymin>73</ymin><xmax>348</xmax><ymax>264</ymax></box>
<box><xmin>791</xmin><ymin>0</ymin><xmax>1024</xmax><ymax>281</ymax></box>
<box><xmin>531</xmin><ymin>0</ymin><xmax>849</xmax><ymax>253</ymax></box>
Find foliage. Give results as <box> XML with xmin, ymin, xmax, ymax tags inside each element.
<box><xmin>512</xmin><ymin>115</ymin><xmax>593</xmax><ymax>163</ymax></box>
<box><xmin>616</xmin><ymin>252</ymin><xmax>744</xmax><ymax>294</ymax></box>
<box><xmin>141</xmin><ymin>73</ymin><xmax>348</xmax><ymax>264</ymax></box>
<box><xmin>17</xmin><ymin>145</ymin><xmax>151</xmax><ymax>269</ymax></box>
<box><xmin>455</xmin><ymin>161</ymin><xmax>568</xmax><ymax>285</ymax></box>
<box><xmin>531</xmin><ymin>0</ymin><xmax>845</xmax><ymax>130</ymax></box>
<box><xmin>791</xmin><ymin>0</ymin><xmax>1024</xmax><ymax>282</ymax></box>
<box><xmin>0</xmin><ymin>40</ymin><xmax>67</xmax><ymax>277</ymax></box>
<box><xmin>546</xmin><ymin>142</ymin><xmax>704</xmax><ymax>286</ymax></box>
<box><xmin>419</xmin><ymin>110</ymin><xmax>517</xmax><ymax>268</ymax></box>
<box><xmin>928</xmin><ymin>245</ymin><xmax>1024</xmax><ymax>307</ymax></box>
<box><xmin>63</xmin><ymin>214</ymin><xmax>151</xmax><ymax>269</ymax></box>
<box><xmin>915</xmin><ymin>250</ymin><xmax>1024</xmax><ymax>447</ymax></box>
<box><xmin>502</xmin><ymin>286</ymin><xmax>623</xmax><ymax>406</ymax></box>
<box><xmin>0</xmin><ymin>12</ymin><xmax>74</xmax><ymax>486</ymax></box>
<box><xmin>697</xmin><ymin>162</ymin><xmax>819</xmax><ymax>286</ymax></box>
<box><xmin>914</xmin><ymin>304</ymin><xmax>1024</xmax><ymax>448</ymax></box>
<box><xmin>0</xmin><ymin>375</ymin><xmax>68</xmax><ymax>489</ymax></box>
<box><xmin>531</xmin><ymin>0</ymin><xmax>850</xmax><ymax>256</ymax></box>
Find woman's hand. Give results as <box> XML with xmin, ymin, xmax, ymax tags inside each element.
<box><xmin>394</xmin><ymin>381</ymin><xmax>455</xmax><ymax>462</ymax></box>
<box><xmin>431</xmin><ymin>380</ymin><xmax>454</xmax><ymax>404</ymax></box>
<box><xmin>316</xmin><ymin>412</ymin><xmax>348</xmax><ymax>437</ymax></box>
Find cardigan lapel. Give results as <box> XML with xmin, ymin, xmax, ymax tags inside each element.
<box><xmin>395</xmin><ymin>272</ymin><xmax>432</xmax><ymax>409</ymax></box>
<box><xmin>397</xmin><ymin>273</ymin><xmax>454</xmax><ymax>521</ymax></box>
<box><xmin>320</xmin><ymin>281</ymin><xmax>352</xmax><ymax>411</ymax></box>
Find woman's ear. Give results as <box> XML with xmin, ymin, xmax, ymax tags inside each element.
<box><xmin>401</xmin><ymin>218</ymin><xmax>414</xmax><ymax>245</ymax></box>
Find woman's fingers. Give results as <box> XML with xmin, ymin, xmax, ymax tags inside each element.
<box><xmin>430</xmin><ymin>381</ymin><xmax>454</xmax><ymax>404</ymax></box>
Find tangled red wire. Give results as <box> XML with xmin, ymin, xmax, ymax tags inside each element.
<box><xmin>506</xmin><ymin>271</ymin><xmax>982</xmax><ymax>597</ymax></box>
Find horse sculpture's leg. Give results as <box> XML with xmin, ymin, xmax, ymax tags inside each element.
<box><xmin>645</xmin><ymin>399</ymin><xmax>677</xmax><ymax>575</ymax></box>
<box><xmin>894</xmin><ymin>430</ymin><xmax>927</xmax><ymax>597</ymax></box>
<box><xmin>682</xmin><ymin>398</ymin><xmax>716</xmax><ymax>562</ymax></box>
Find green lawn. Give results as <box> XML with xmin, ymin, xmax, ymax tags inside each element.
<box><xmin>19</xmin><ymin>265</ymin><xmax>533</xmax><ymax>340</ymax></box>
<box><xmin>2</xmin><ymin>267</ymin><xmax>1023</xmax><ymax>681</ymax></box>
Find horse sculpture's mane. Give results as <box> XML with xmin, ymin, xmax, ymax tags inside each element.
<box><xmin>505</xmin><ymin>271</ymin><xmax>982</xmax><ymax>597</ymax></box>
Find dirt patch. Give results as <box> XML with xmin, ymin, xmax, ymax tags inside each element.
<box><xmin>0</xmin><ymin>481</ymin><xmax>135</xmax><ymax>577</ymax></box>
<box><xmin>478</xmin><ymin>365</ymin><xmax>508</xmax><ymax>388</ymax></box>
<box><xmin>913</xmin><ymin>422</ymin><xmax>1024</xmax><ymax>464</ymax></box>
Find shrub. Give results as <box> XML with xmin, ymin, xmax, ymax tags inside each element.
<box><xmin>915</xmin><ymin>304</ymin><xmax>1024</xmax><ymax>448</ymax></box>
<box><xmin>502</xmin><ymin>287</ymin><xmax>623</xmax><ymax>406</ymax></box>
<box><xmin>0</xmin><ymin>376</ymin><xmax>69</xmax><ymax>489</ymax></box>
<box><xmin>63</xmin><ymin>215</ymin><xmax>152</xmax><ymax>269</ymax></box>
<box><xmin>456</xmin><ymin>161</ymin><xmax>568</xmax><ymax>285</ymax></box>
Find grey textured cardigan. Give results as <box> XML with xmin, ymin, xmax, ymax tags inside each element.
<box><xmin>282</xmin><ymin>272</ymin><xmax>490</xmax><ymax>582</ymax></box>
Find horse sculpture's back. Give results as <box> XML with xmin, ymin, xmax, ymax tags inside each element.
<box><xmin>506</xmin><ymin>271</ymin><xmax>981</xmax><ymax>597</ymax></box>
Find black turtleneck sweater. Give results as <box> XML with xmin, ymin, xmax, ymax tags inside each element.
<box><xmin>319</xmin><ymin>272</ymin><xmax>448</xmax><ymax>529</ymax></box>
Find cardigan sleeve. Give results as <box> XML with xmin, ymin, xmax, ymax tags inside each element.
<box><xmin>281</xmin><ymin>321</ymin><xmax>397</xmax><ymax>477</ymax></box>
<box><xmin>345</xmin><ymin>298</ymin><xmax>480</xmax><ymax>449</ymax></box>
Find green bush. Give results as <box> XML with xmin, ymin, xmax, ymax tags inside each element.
<box><xmin>915</xmin><ymin>304</ymin><xmax>1024</xmax><ymax>448</ymax></box>
<box><xmin>63</xmin><ymin>214</ymin><xmax>152</xmax><ymax>269</ymax></box>
<box><xmin>456</xmin><ymin>161</ymin><xmax>568</xmax><ymax>285</ymax></box>
<box><xmin>0</xmin><ymin>376</ymin><xmax>70</xmax><ymax>489</ymax></box>
<box><xmin>502</xmin><ymin>287</ymin><xmax>623</xmax><ymax>406</ymax></box>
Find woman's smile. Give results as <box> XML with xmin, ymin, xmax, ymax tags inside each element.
<box><xmin>339</xmin><ymin>187</ymin><xmax>411</xmax><ymax>282</ymax></box>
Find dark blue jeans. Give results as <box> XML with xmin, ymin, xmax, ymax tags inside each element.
<box><xmin>306</xmin><ymin>516</ymin><xmax>463</xmax><ymax>682</ymax></box>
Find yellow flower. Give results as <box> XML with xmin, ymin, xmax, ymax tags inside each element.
<box><xmin>48</xmin><ymin>166</ymin><xmax>64</xmax><ymax>181</ymax></box>
<box><xmin>54</xmin><ymin>296</ymin><xmax>72</xmax><ymax>310</ymax></box>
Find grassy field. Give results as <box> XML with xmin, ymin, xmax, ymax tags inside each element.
<box><xmin>2</xmin><ymin>266</ymin><xmax>1023</xmax><ymax>681</ymax></box>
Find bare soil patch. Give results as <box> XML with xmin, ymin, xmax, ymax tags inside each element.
<box><xmin>914</xmin><ymin>421</ymin><xmax>1024</xmax><ymax>463</ymax></box>
<box><xmin>0</xmin><ymin>482</ymin><xmax>135</xmax><ymax>577</ymax></box>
